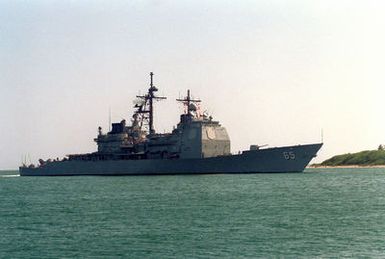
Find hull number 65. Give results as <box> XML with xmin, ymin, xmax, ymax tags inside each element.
<box><xmin>283</xmin><ymin>151</ymin><xmax>295</xmax><ymax>160</ymax></box>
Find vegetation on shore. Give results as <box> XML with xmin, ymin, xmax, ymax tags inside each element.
<box><xmin>319</xmin><ymin>146</ymin><xmax>385</xmax><ymax>166</ymax></box>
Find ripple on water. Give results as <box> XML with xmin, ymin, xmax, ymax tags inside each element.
<box><xmin>0</xmin><ymin>169</ymin><xmax>385</xmax><ymax>257</ymax></box>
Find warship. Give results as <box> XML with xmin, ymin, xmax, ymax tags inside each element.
<box><xmin>19</xmin><ymin>73</ymin><xmax>322</xmax><ymax>176</ymax></box>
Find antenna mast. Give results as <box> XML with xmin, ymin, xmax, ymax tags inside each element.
<box><xmin>136</xmin><ymin>72</ymin><xmax>166</xmax><ymax>135</ymax></box>
<box><xmin>108</xmin><ymin>106</ymin><xmax>111</xmax><ymax>132</ymax></box>
<box><xmin>176</xmin><ymin>89</ymin><xmax>201</xmax><ymax>115</ymax></box>
<box><xmin>149</xmin><ymin>72</ymin><xmax>155</xmax><ymax>134</ymax></box>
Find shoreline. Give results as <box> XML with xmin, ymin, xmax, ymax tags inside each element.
<box><xmin>308</xmin><ymin>165</ymin><xmax>385</xmax><ymax>169</ymax></box>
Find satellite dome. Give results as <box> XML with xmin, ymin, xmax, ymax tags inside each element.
<box><xmin>189</xmin><ymin>103</ymin><xmax>197</xmax><ymax>111</ymax></box>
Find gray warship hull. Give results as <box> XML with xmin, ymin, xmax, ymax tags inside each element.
<box><xmin>19</xmin><ymin>143</ymin><xmax>322</xmax><ymax>176</ymax></box>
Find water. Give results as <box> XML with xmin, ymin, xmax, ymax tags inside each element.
<box><xmin>1</xmin><ymin>168</ymin><xmax>385</xmax><ymax>258</ymax></box>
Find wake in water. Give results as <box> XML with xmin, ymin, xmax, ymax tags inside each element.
<box><xmin>0</xmin><ymin>174</ymin><xmax>20</xmax><ymax>177</ymax></box>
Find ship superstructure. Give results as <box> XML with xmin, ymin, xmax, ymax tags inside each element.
<box><xmin>20</xmin><ymin>73</ymin><xmax>322</xmax><ymax>176</ymax></box>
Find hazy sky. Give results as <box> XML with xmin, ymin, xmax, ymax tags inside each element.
<box><xmin>1</xmin><ymin>0</ymin><xmax>385</xmax><ymax>169</ymax></box>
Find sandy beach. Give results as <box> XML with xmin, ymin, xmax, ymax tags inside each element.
<box><xmin>308</xmin><ymin>165</ymin><xmax>385</xmax><ymax>169</ymax></box>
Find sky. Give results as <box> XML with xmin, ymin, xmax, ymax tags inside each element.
<box><xmin>1</xmin><ymin>0</ymin><xmax>385</xmax><ymax>169</ymax></box>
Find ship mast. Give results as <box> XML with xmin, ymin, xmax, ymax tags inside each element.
<box><xmin>136</xmin><ymin>72</ymin><xmax>166</xmax><ymax>135</ymax></box>
<box><xmin>176</xmin><ymin>89</ymin><xmax>201</xmax><ymax>116</ymax></box>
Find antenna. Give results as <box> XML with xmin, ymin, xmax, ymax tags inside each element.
<box><xmin>176</xmin><ymin>89</ymin><xmax>201</xmax><ymax>115</ymax></box>
<box><xmin>109</xmin><ymin>106</ymin><xmax>111</xmax><ymax>132</ymax></box>
<box><xmin>321</xmin><ymin>128</ymin><xmax>324</xmax><ymax>143</ymax></box>
<box><xmin>150</xmin><ymin>72</ymin><xmax>154</xmax><ymax>87</ymax></box>
<box><xmin>22</xmin><ymin>154</ymin><xmax>27</xmax><ymax>166</ymax></box>
<box><xmin>136</xmin><ymin>72</ymin><xmax>167</xmax><ymax>134</ymax></box>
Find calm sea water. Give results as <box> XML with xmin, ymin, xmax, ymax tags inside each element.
<box><xmin>1</xmin><ymin>168</ymin><xmax>385</xmax><ymax>258</ymax></box>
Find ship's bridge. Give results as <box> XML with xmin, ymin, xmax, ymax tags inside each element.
<box><xmin>146</xmin><ymin>90</ymin><xmax>231</xmax><ymax>159</ymax></box>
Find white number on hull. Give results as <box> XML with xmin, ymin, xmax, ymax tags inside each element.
<box><xmin>283</xmin><ymin>151</ymin><xmax>296</xmax><ymax>160</ymax></box>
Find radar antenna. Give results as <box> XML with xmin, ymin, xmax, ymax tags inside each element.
<box><xmin>176</xmin><ymin>89</ymin><xmax>201</xmax><ymax>116</ymax></box>
<box><xmin>135</xmin><ymin>72</ymin><xmax>166</xmax><ymax>134</ymax></box>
